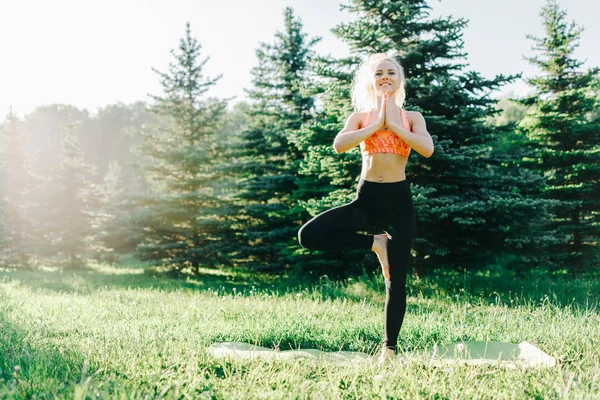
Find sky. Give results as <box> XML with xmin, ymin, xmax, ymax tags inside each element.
<box><xmin>1</xmin><ymin>0</ymin><xmax>599</xmax><ymax>117</ymax></box>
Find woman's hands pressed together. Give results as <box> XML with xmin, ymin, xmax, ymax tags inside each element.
<box><xmin>375</xmin><ymin>92</ymin><xmax>404</xmax><ymax>131</ymax></box>
<box><xmin>385</xmin><ymin>92</ymin><xmax>401</xmax><ymax>122</ymax></box>
<box><xmin>375</xmin><ymin>92</ymin><xmax>387</xmax><ymax>130</ymax></box>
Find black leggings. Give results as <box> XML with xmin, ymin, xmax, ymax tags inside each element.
<box><xmin>297</xmin><ymin>178</ymin><xmax>415</xmax><ymax>349</ymax></box>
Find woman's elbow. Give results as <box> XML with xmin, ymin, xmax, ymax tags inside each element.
<box><xmin>418</xmin><ymin>142</ymin><xmax>434</xmax><ymax>158</ymax></box>
<box><xmin>422</xmin><ymin>146</ymin><xmax>434</xmax><ymax>158</ymax></box>
<box><xmin>425</xmin><ymin>144</ymin><xmax>434</xmax><ymax>158</ymax></box>
<box><xmin>332</xmin><ymin>139</ymin><xmax>343</xmax><ymax>154</ymax></box>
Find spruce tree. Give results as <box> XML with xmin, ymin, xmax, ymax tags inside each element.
<box><xmin>519</xmin><ymin>0</ymin><xmax>600</xmax><ymax>273</ymax></box>
<box><xmin>229</xmin><ymin>7</ymin><xmax>319</xmax><ymax>271</ymax></box>
<box><xmin>45</xmin><ymin>114</ymin><xmax>102</xmax><ymax>267</ymax></box>
<box><xmin>292</xmin><ymin>0</ymin><xmax>555</xmax><ymax>276</ymax></box>
<box><xmin>0</xmin><ymin>110</ymin><xmax>38</xmax><ymax>268</ymax></box>
<box><xmin>0</xmin><ymin>119</ymin><xmax>13</xmax><ymax>266</ymax></box>
<box><xmin>97</xmin><ymin>161</ymin><xmax>149</xmax><ymax>262</ymax></box>
<box><xmin>0</xmin><ymin>124</ymin><xmax>6</xmax><ymax>263</ymax></box>
<box><xmin>134</xmin><ymin>22</ymin><xmax>231</xmax><ymax>273</ymax></box>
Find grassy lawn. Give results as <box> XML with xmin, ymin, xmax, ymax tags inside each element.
<box><xmin>1</xmin><ymin>259</ymin><xmax>599</xmax><ymax>399</ymax></box>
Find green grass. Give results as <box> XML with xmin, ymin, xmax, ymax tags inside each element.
<box><xmin>1</xmin><ymin>260</ymin><xmax>599</xmax><ymax>399</ymax></box>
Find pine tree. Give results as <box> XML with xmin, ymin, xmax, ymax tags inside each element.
<box><xmin>97</xmin><ymin>161</ymin><xmax>149</xmax><ymax>263</ymax></box>
<box><xmin>134</xmin><ymin>22</ymin><xmax>231</xmax><ymax>273</ymax></box>
<box><xmin>0</xmin><ymin>113</ymin><xmax>14</xmax><ymax>266</ymax></box>
<box><xmin>44</xmin><ymin>114</ymin><xmax>102</xmax><ymax>267</ymax></box>
<box><xmin>228</xmin><ymin>7</ymin><xmax>320</xmax><ymax>271</ymax></box>
<box><xmin>292</xmin><ymin>0</ymin><xmax>555</xmax><ymax>276</ymax></box>
<box><xmin>519</xmin><ymin>0</ymin><xmax>600</xmax><ymax>273</ymax></box>
<box><xmin>0</xmin><ymin>110</ymin><xmax>37</xmax><ymax>268</ymax></box>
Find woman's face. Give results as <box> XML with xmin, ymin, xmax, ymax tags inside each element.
<box><xmin>371</xmin><ymin>60</ymin><xmax>400</xmax><ymax>96</ymax></box>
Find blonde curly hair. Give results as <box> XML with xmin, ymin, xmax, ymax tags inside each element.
<box><xmin>350</xmin><ymin>53</ymin><xmax>406</xmax><ymax>112</ymax></box>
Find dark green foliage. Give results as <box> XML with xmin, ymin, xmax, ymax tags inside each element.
<box><xmin>228</xmin><ymin>8</ymin><xmax>320</xmax><ymax>271</ymax></box>
<box><xmin>2</xmin><ymin>2</ymin><xmax>596</xmax><ymax>277</ymax></box>
<box><xmin>133</xmin><ymin>23</ymin><xmax>233</xmax><ymax>273</ymax></box>
<box><xmin>292</xmin><ymin>0</ymin><xmax>556</xmax><ymax>277</ymax></box>
<box><xmin>518</xmin><ymin>0</ymin><xmax>600</xmax><ymax>273</ymax></box>
<box><xmin>288</xmin><ymin>57</ymin><xmax>372</xmax><ymax>277</ymax></box>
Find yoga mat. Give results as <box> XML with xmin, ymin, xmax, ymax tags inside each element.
<box><xmin>207</xmin><ymin>341</ymin><xmax>557</xmax><ymax>368</ymax></box>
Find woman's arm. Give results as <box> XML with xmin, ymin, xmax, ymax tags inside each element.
<box><xmin>333</xmin><ymin>112</ymin><xmax>381</xmax><ymax>154</ymax></box>
<box><xmin>387</xmin><ymin>111</ymin><xmax>434</xmax><ymax>158</ymax></box>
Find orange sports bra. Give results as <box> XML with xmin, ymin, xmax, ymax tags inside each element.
<box><xmin>360</xmin><ymin>108</ymin><xmax>413</xmax><ymax>157</ymax></box>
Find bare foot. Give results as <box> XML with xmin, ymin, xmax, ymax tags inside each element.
<box><xmin>372</xmin><ymin>233</ymin><xmax>391</xmax><ymax>280</ymax></box>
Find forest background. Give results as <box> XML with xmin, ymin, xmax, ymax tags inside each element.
<box><xmin>1</xmin><ymin>0</ymin><xmax>598</xmax><ymax>279</ymax></box>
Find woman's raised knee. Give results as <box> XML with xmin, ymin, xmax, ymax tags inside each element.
<box><xmin>297</xmin><ymin>224</ymin><xmax>318</xmax><ymax>249</ymax></box>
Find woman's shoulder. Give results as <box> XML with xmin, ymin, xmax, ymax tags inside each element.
<box><xmin>404</xmin><ymin>109</ymin><xmax>424</xmax><ymax>117</ymax></box>
<box><xmin>404</xmin><ymin>109</ymin><xmax>424</xmax><ymax>123</ymax></box>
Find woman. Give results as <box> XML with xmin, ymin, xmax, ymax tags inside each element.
<box><xmin>297</xmin><ymin>53</ymin><xmax>434</xmax><ymax>365</ymax></box>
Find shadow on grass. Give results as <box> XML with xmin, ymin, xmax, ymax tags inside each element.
<box><xmin>408</xmin><ymin>268</ymin><xmax>600</xmax><ymax>311</ymax></box>
<box><xmin>1</xmin><ymin>261</ymin><xmax>599</xmax><ymax>311</ymax></box>
<box><xmin>0</xmin><ymin>261</ymin><xmax>309</xmax><ymax>297</ymax></box>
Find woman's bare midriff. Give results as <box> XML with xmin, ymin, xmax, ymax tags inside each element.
<box><xmin>360</xmin><ymin>153</ymin><xmax>407</xmax><ymax>183</ymax></box>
